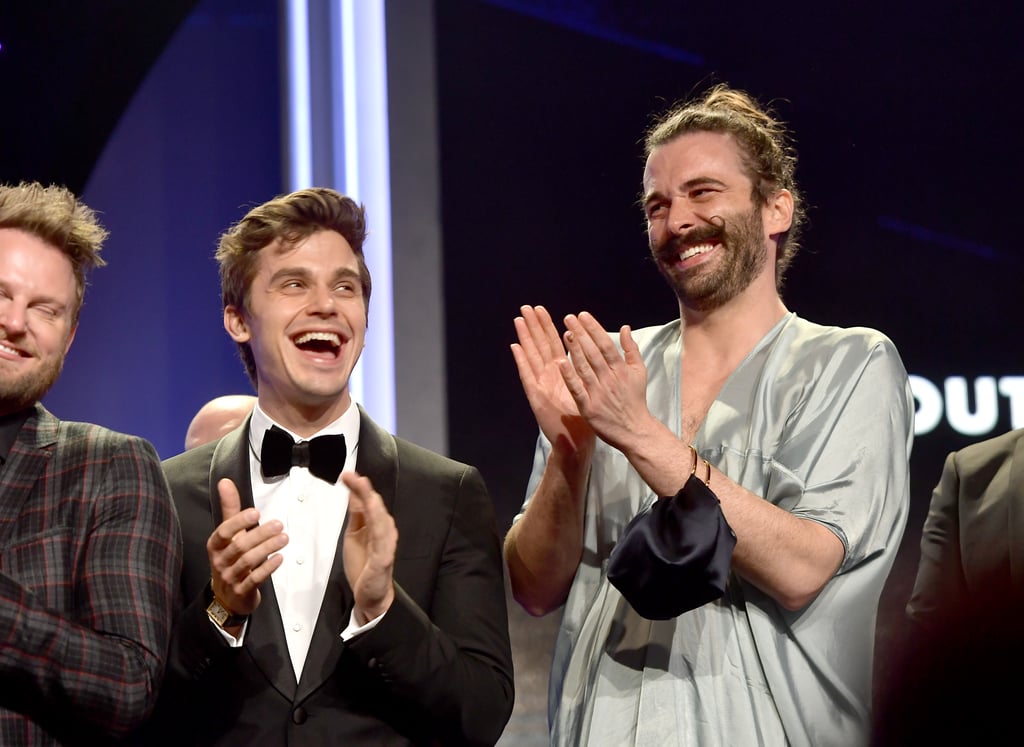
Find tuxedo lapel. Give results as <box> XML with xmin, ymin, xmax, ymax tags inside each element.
<box><xmin>353</xmin><ymin>406</ymin><xmax>399</xmax><ymax>514</ymax></box>
<box><xmin>0</xmin><ymin>405</ymin><xmax>57</xmax><ymax>546</ymax></box>
<box><xmin>295</xmin><ymin>407</ymin><xmax>398</xmax><ymax>701</ymax></box>
<box><xmin>211</xmin><ymin>419</ymin><xmax>297</xmax><ymax>699</ymax></box>
<box><xmin>1007</xmin><ymin>434</ymin><xmax>1024</xmax><ymax>587</ymax></box>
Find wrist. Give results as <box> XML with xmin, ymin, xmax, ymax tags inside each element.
<box><xmin>354</xmin><ymin>589</ymin><xmax>395</xmax><ymax>626</ymax></box>
<box><xmin>206</xmin><ymin>585</ymin><xmax>249</xmax><ymax>630</ymax></box>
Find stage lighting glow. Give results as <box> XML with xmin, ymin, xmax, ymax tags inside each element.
<box><xmin>284</xmin><ymin>0</ymin><xmax>395</xmax><ymax>431</ymax></box>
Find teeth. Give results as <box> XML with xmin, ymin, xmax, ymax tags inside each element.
<box><xmin>295</xmin><ymin>331</ymin><xmax>341</xmax><ymax>347</ymax></box>
<box><xmin>0</xmin><ymin>341</ymin><xmax>18</xmax><ymax>355</ymax></box>
<box><xmin>678</xmin><ymin>243</ymin><xmax>714</xmax><ymax>261</ymax></box>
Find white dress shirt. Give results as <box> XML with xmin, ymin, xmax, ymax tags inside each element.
<box><xmin>245</xmin><ymin>401</ymin><xmax>360</xmax><ymax>680</ymax></box>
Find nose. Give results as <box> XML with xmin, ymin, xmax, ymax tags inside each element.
<box><xmin>0</xmin><ymin>298</ymin><xmax>27</xmax><ymax>337</ymax></box>
<box><xmin>307</xmin><ymin>284</ymin><xmax>337</xmax><ymax>316</ymax></box>
<box><xmin>668</xmin><ymin>199</ymin><xmax>696</xmax><ymax>235</ymax></box>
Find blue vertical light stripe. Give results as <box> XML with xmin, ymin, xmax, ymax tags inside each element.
<box><xmin>284</xmin><ymin>0</ymin><xmax>312</xmax><ymax>189</ymax></box>
<box><xmin>283</xmin><ymin>0</ymin><xmax>396</xmax><ymax>431</ymax></box>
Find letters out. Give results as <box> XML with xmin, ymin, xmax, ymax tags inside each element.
<box><xmin>911</xmin><ymin>375</ymin><xmax>1024</xmax><ymax>437</ymax></box>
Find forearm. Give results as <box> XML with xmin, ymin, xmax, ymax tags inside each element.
<box><xmin>504</xmin><ymin>442</ymin><xmax>592</xmax><ymax>615</ymax></box>
<box><xmin>0</xmin><ymin>564</ymin><xmax>174</xmax><ymax>738</ymax></box>
<box><xmin>619</xmin><ymin>421</ymin><xmax>843</xmax><ymax>610</ymax></box>
<box><xmin>22</xmin><ymin>437</ymin><xmax>184</xmax><ymax>738</ymax></box>
<box><xmin>712</xmin><ymin>467</ymin><xmax>844</xmax><ymax>609</ymax></box>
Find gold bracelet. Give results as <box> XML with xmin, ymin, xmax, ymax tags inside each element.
<box><xmin>703</xmin><ymin>459</ymin><xmax>711</xmax><ymax>487</ymax></box>
<box><xmin>689</xmin><ymin>445</ymin><xmax>698</xmax><ymax>478</ymax></box>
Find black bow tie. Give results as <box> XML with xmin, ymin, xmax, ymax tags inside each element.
<box><xmin>260</xmin><ymin>425</ymin><xmax>347</xmax><ymax>484</ymax></box>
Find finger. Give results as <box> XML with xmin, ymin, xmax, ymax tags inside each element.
<box><xmin>563</xmin><ymin>315</ymin><xmax>604</xmax><ymax>382</ymax></box>
<box><xmin>239</xmin><ymin>552</ymin><xmax>285</xmax><ymax>591</ymax></box>
<box><xmin>342</xmin><ymin>470</ymin><xmax>373</xmax><ymax>499</ymax></box>
<box><xmin>512</xmin><ymin>318</ymin><xmax>544</xmax><ymax>383</ymax></box>
<box><xmin>620</xmin><ymin>325</ymin><xmax>643</xmax><ymax>367</ymax></box>
<box><xmin>521</xmin><ymin>305</ymin><xmax>565</xmax><ymax>362</ymax></box>
<box><xmin>342</xmin><ymin>471</ymin><xmax>396</xmax><ymax>557</ymax></box>
<box><xmin>214</xmin><ymin>478</ymin><xmax>260</xmax><ymax>547</ymax></box>
<box><xmin>208</xmin><ymin>507</ymin><xmax>263</xmax><ymax>553</ymax></box>
<box><xmin>578</xmin><ymin>311</ymin><xmax>624</xmax><ymax>367</ymax></box>
<box><xmin>510</xmin><ymin>341</ymin><xmax>531</xmax><ymax>383</ymax></box>
<box><xmin>218</xmin><ymin>478</ymin><xmax>243</xmax><ymax>522</ymax></box>
<box><xmin>342</xmin><ymin>471</ymin><xmax>372</xmax><ymax>528</ymax></box>
<box><xmin>558</xmin><ymin>356</ymin><xmax>590</xmax><ymax>410</ymax></box>
<box><xmin>209</xmin><ymin>519</ymin><xmax>284</xmax><ymax>569</ymax></box>
<box><xmin>222</xmin><ymin>532</ymin><xmax>289</xmax><ymax>587</ymax></box>
<box><xmin>345</xmin><ymin>491</ymin><xmax>367</xmax><ymax>534</ymax></box>
<box><xmin>361</xmin><ymin>487</ymin><xmax>398</xmax><ymax>559</ymax></box>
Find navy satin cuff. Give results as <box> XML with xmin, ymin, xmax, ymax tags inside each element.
<box><xmin>607</xmin><ymin>474</ymin><xmax>736</xmax><ymax>620</ymax></box>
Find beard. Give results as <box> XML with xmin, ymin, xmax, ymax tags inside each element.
<box><xmin>0</xmin><ymin>349</ymin><xmax>66</xmax><ymax>415</ymax></box>
<box><xmin>650</xmin><ymin>205</ymin><xmax>769</xmax><ymax>313</ymax></box>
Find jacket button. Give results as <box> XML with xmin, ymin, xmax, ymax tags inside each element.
<box><xmin>292</xmin><ymin>706</ymin><xmax>307</xmax><ymax>724</ymax></box>
<box><xmin>367</xmin><ymin>657</ymin><xmax>378</xmax><ymax>669</ymax></box>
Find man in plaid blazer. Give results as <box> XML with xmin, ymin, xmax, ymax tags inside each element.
<box><xmin>0</xmin><ymin>182</ymin><xmax>182</xmax><ymax>744</ymax></box>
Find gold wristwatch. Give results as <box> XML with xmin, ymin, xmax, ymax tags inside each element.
<box><xmin>207</xmin><ymin>595</ymin><xmax>248</xmax><ymax>629</ymax></box>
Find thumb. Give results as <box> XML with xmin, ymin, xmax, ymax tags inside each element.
<box><xmin>218</xmin><ymin>478</ymin><xmax>242</xmax><ymax>522</ymax></box>
<box><xmin>620</xmin><ymin>325</ymin><xmax>642</xmax><ymax>365</ymax></box>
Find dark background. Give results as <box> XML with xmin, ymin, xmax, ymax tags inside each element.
<box><xmin>2</xmin><ymin>1</ymin><xmax>1021</xmax><ymax>742</ymax></box>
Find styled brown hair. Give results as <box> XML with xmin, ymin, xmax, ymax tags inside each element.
<box><xmin>215</xmin><ymin>187</ymin><xmax>371</xmax><ymax>385</ymax></box>
<box><xmin>645</xmin><ymin>84</ymin><xmax>804</xmax><ymax>288</ymax></box>
<box><xmin>0</xmin><ymin>181</ymin><xmax>108</xmax><ymax>322</ymax></box>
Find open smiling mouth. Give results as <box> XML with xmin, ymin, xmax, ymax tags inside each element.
<box><xmin>294</xmin><ymin>331</ymin><xmax>342</xmax><ymax>358</ymax></box>
<box><xmin>676</xmin><ymin>242</ymin><xmax>717</xmax><ymax>262</ymax></box>
<box><xmin>0</xmin><ymin>340</ymin><xmax>31</xmax><ymax>358</ymax></box>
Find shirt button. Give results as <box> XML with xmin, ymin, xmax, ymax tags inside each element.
<box><xmin>292</xmin><ymin>623</ymin><xmax>302</xmax><ymax>632</ymax></box>
<box><xmin>297</xmin><ymin>494</ymin><xmax>306</xmax><ymax>503</ymax></box>
<box><xmin>296</xmin><ymin>556</ymin><xmax>305</xmax><ymax>565</ymax></box>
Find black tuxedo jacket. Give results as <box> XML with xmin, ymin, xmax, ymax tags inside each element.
<box><xmin>146</xmin><ymin>407</ymin><xmax>513</xmax><ymax>746</ymax></box>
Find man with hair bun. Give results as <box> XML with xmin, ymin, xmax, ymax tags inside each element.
<box><xmin>506</xmin><ymin>85</ymin><xmax>913</xmax><ymax>746</ymax></box>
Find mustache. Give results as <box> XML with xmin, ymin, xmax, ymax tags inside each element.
<box><xmin>653</xmin><ymin>216</ymin><xmax>727</xmax><ymax>262</ymax></box>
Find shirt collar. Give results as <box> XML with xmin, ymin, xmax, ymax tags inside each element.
<box><xmin>0</xmin><ymin>407</ymin><xmax>33</xmax><ymax>466</ymax></box>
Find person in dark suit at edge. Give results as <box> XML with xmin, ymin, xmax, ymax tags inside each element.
<box><xmin>0</xmin><ymin>181</ymin><xmax>182</xmax><ymax>745</ymax></box>
<box><xmin>146</xmin><ymin>187</ymin><xmax>513</xmax><ymax>746</ymax></box>
<box><xmin>873</xmin><ymin>428</ymin><xmax>1024</xmax><ymax>745</ymax></box>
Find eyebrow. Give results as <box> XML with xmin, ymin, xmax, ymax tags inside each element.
<box><xmin>268</xmin><ymin>266</ymin><xmax>362</xmax><ymax>285</ymax></box>
<box><xmin>0</xmin><ymin>281</ymin><xmax>70</xmax><ymax>312</ymax></box>
<box><xmin>642</xmin><ymin>176</ymin><xmax>730</xmax><ymax>204</ymax></box>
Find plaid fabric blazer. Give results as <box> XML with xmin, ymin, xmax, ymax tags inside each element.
<box><xmin>0</xmin><ymin>403</ymin><xmax>182</xmax><ymax>745</ymax></box>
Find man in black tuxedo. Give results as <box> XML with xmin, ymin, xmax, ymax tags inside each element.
<box><xmin>150</xmin><ymin>188</ymin><xmax>513</xmax><ymax>745</ymax></box>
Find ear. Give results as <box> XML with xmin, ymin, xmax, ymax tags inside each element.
<box><xmin>224</xmin><ymin>305</ymin><xmax>251</xmax><ymax>343</ymax></box>
<box><xmin>63</xmin><ymin>324</ymin><xmax>78</xmax><ymax>355</ymax></box>
<box><xmin>764</xmin><ymin>188</ymin><xmax>794</xmax><ymax>236</ymax></box>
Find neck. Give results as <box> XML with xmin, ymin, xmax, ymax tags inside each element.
<box><xmin>258</xmin><ymin>395</ymin><xmax>352</xmax><ymax>439</ymax></box>
<box><xmin>678</xmin><ymin>285</ymin><xmax>788</xmax><ymax>370</ymax></box>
